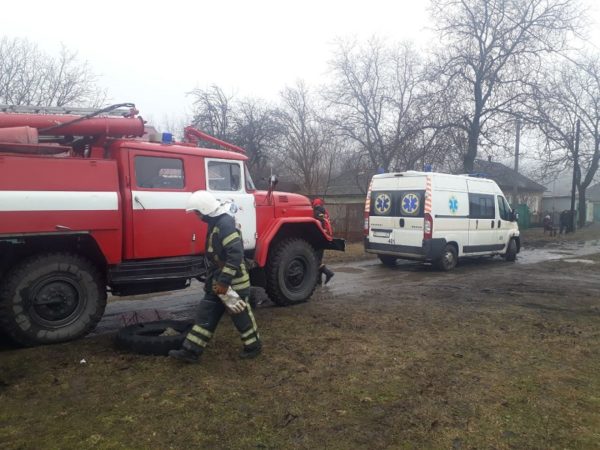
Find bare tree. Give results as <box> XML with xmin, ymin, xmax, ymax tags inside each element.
<box><xmin>275</xmin><ymin>81</ymin><xmax>339</xmax><ymax>195</ymax></box>
<box><xmin>533</xmin><ymin>54</ymin><xmax>600</xmax><ymax>227</ymax></box>
<box><xmin>188</xmin><ymin>86</ymin><xmax>279</xmax><ymax>178</ymax></box>
<box><xmin>326</xmin><ymin>38</ymin><xmax>436</xmax><ymax>172</ymax></box>
<box><xmin>0</xmin><ymin>37</ymin><xmax>105</xmax><ymax>107</ymax></box>
<box><xmin>431</xmin><ymin>0</ymin><xmax>582</xmax><ymax>172</ymax></box>
<box><xmin>189</xmin><ymin>85</ymin><xmax>234</xmax><ymax>141</ymax></box>
<box><xmin>233</xmin><ymin>99</ymin><xmax>280</xmax><ymax>177</ymax></box>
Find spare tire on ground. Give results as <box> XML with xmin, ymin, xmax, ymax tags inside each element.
<box><xmin>115</xmin><ymin>319</ymin><xmax>193</xmax><ymax>356</ymax></box>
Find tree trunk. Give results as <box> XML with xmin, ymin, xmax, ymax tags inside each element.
<box><xmin>463</xmin><ymin>120</ymin><xmax>479</xmax><ymax>173</ymax></box>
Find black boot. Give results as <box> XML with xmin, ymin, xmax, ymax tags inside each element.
<box><xmin>168</xmin><ymin>348</ymin><xmax>201</xmax><ymax>363</ymax></box>
<box><xmin>322</xmin><ymin>266</ymin><xmax>334</xmax><ymax>284</ymax></box>
<box><xmin>317</xmin><ymin>269</ymin><xmax>323</xmax><ymax>286</ymax></box>
<box><xmin>240</xmin><ymin>341</ymin><xmax>262</xmax><ymax>359</ymax></box>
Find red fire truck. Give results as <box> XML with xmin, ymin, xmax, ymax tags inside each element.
<box><xmin>0</xmin><ymin>104</ymin><xmax>343</xmax><ymax>346</ymax></box>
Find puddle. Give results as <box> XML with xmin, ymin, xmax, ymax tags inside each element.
<box><xmin>517</xmin><ymin>240</ymin><xmax>600</xmax><ymax>264</ymax></box>
<box><xmin>334</xmin><ymin>267</ymin><xmax>366</xmax><ymax>274</ymax></box>
<box><xmin>561</xmin><ymin>259</ymin><xmax>596</xmax><ymax>264</ymax></box>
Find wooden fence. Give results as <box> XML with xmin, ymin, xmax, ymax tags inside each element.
<box><xmin>327</xmin><ymin>202</ymin><xmax>365</xmax><ymax>242</ymax></box>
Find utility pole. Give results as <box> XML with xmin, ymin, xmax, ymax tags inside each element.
<box><xmin>513</xmin><ymin>119</ymin><xmax>521</xmax><ymax>206</ymax></box>
<box><xmin>569</xmin><ymin>119</ymin><xmax>580</xmax><ymax>233</ymax></box>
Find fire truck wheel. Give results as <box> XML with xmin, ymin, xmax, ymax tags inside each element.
<box><xmin>115</xmin><ymin>320</ymin><xmax>193</xmax><ymax>356</ymax></box>
<box><xmin>265</xmin><ymin>238</ymin><xmax>319</xmax><ymax>306</ymax></box>
<box><xmin>0</xmin><ymin>253</ymin><xmax>106</xmax><ymax>346</ymax></box>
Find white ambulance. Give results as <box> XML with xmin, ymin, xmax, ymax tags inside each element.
<box><xmin>364</xmin><ymin>171</ymin><xmax>520</xmax><ymax>270</ymax></box>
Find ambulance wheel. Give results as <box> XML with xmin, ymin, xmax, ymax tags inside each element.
<box><xmin>378</xmin><ymin>254</ymin><xmax>397</xmax><ymax>266</ymax></box>
<box><xmin>436</xmin><ymin>245</ymin><xmax>457</xmax><ymax>271</ymax></box>
<box><xmin>265</xmin><ymin>238</ymin><xmax>318</xmax><ymax>306</ymax></box>
<box><xmin>0</xmin><ymin>253</ymin><xmax>106</xmax><ymax>346</ymax></box>
<box><xmin>504</xmin><ymin>238</ymin><xmax>517</xmax><ymax>262</ymax></box>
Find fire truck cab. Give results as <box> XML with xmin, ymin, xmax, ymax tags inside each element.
<box><xmin>0</xmin><ymin>104</ymin><xmax>344</xmax><ymax>346</ymax></box>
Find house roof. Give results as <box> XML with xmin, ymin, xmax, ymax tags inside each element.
<box><xmin>473</xmin><ymin>159</ymin><xmax>546</xmax><ymax>193</ymax></box>
<box><xmin>587</xmin><ymin>182</ymin><xmax>600</xmax><ymax>202</ymax></box>
<box><xmin>323</xmin><ymin>170</ymin><xmax>375</xmax><ymax>197</ymax></box>
<box><xmin>541</xmin><ymin>172</ymin><xmax>575</xmax><ymax>198</ymax></box>
<box><xmin>323</xmin><ymin>160</ymin><xmax>546</xmax><ymax>198</ymax></box>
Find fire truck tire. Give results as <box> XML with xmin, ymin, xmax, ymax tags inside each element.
<box><xmin>115</xmin><ymin>320</ymin><xmax>193</xmax><ymax>356</ymax></box>
<box><xmin>0</xmin><ymin>253</ymin><xmax>106</xmax><ymax>346</ymax></box>
<box><xmin>265</xmin><ymin>238</ymin><xmax>319</xmax><ymax>306</ymax></box>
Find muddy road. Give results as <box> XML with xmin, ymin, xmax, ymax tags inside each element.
<box><xmin>95</xmin><ymin>239</ymin><xmax>600</xmax><ymax>335</ymax></box>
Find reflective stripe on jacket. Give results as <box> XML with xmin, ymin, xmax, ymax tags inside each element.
<box><xmin>205</xmin><ymin>213</ymin><xmax>250</xmax><ymax>293</ymax></box>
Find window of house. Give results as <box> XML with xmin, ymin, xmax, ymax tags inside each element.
<box><xmin>207</xmin><ymin>161</ymin><xmax>242</xmax><ymax>191</ymax></box>
<box><xmin>135</xmin><ymin>156</ymin><xmax>184</xmax><ymax>189</ymax></box>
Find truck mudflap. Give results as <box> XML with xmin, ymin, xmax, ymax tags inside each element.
<box><xmin>365</xmin><ymin>238</ymin><xmax>446</xmax><ymax>261</ymax></box>
<box><xmin>323</xmin><ymin>238</ymin><xmax>346</xmax><ymax>252</ymax></box>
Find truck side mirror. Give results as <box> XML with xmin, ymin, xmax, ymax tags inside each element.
<box><xmin>269</xmin><ymin>175</ymin><xmax>278</xmax><ymax>188</ymax></box>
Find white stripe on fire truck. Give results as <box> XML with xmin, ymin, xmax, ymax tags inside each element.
<box><xmin>0</xmin><ymin>191</ymin><xmax>118</xmax><ymax>212</ymax></box>
<box><xmin>131</xmin><ymin>190</ymin><xmax>192</xmax><ymax>210</ymax></box>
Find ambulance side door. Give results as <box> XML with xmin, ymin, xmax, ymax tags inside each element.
<box><xmin>467</xmin><ymin>192</ymin><xmax>497</xmax><ymax>253</ymax></box>
<box><xmin>496</xmin><ymin>195</ymin><xmax>513</xmax><ymax>250</ymax></box>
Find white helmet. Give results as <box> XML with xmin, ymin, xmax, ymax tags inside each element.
<box><xmin>186</xmin><ymin>190</ymin><xmax>220</xmax><ymax>215</ymax></box>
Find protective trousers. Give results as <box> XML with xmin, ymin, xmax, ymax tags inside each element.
<box><xmin>182</xmin><ymin>291</ymin><xmax>260</xmax><ymax>355</ymax></box>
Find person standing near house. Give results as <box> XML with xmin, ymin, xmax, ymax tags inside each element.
<box><xmin>312</xmin><ymin>198</ymin><xmax>335</xmax><ymax>285</ymax></box>
<box><xmin>543</xmin><ymin>214</ymin><xmax>555</xmax><ymax>236</ymax></box>
<box><xmin>169</xmin><ymin>191</ymin><xmax>261</xmax><ymax>363</ymax></box>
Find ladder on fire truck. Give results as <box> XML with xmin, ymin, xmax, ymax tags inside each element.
<box><xmin>0</xmin><ymin>104</ymin><xmax>134</xmax><ymax>117</ymax></box>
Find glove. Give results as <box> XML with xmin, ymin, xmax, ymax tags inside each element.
<box><xmin>213</xmin><ymin>282</ymin><xmax>228</xmax><ymax>295</ymax></box>
<box><xmin>218</xmin><ymin>287</ymin><xmax>247</xmax><ymax>315</ymax></box>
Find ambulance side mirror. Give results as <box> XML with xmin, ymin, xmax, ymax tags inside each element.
<box><xmin>510</xmin><ymin>210</ymin><xmax>519</xmax><ymax>222</ymax></box>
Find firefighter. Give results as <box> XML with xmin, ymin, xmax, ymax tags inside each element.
<box><xmin>169</xmin><ymin>191</ymin><xmax>261</xmax><ymax>363</ymax></box>
<box><xmin>312</xmin><ymin>198</ymin><xmax>335</xmax><ymax>285</ymax></box>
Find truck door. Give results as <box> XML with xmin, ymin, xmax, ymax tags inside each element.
<box><xmin>205</xmin><ymin>158</ymin><xmax>257</xmax><ymax>250</ymax></box>
<box><xmin>129</xmin><ymin>153</ymin><xmax>200</xmax><ymax>259</ymax></box>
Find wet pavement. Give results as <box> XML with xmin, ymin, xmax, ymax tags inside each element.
<box><xmin>92</xmin><ymin>238</ymin><xmax>600</xmax><ymax>337</ymax></box>
<box><xmin>515</xmin><ymin>239</ymin><xmax>600</xmax><ymax>264</ymax></box>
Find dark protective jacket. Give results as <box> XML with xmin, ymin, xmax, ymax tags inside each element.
<box><xmin>203</xmin><ymin>213</ymin><xmax>250</xmax><ymax>294</ymax></box>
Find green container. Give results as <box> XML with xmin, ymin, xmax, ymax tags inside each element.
<box><xmin>514</xmin><ymin>204</ymin><xmax>530</xmax><ymax>229</ymax></box>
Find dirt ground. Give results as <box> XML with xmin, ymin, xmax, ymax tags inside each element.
<box><xmin>1</xmin><ymin>228</ymin><xmax>600</xmax><ymax>449</ymax></box>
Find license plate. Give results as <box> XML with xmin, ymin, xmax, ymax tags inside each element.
<box><xmin>373</xmin><ymin>230</ymin><xmax>390</xmax><ymax>238</ymax></box>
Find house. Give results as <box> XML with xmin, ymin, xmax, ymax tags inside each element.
<box><xmin>583</xmin><ymin>181</ymin><xmax>600</xmax><ymax>223</ymax></box>
<box><xmin>472</xmin><ymin>159</ymin><xmax>546</xmax><ymax>219</ymax></box>
<box><xmin>542</xmin><ymin>173</ymin><xmax>595</xmax><ymax>225</ymax></box>
<box><xmin>319</xmin><ymin>170</ymin><xmax>374</xmax><ymax>241</ymax></box>
<box><xmin>322</xmin><ymin>170</ymin><xmax>373</xmax><ymax>205</ymax></box>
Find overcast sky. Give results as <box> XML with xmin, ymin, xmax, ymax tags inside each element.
<box><xmin>2</xmin><ymin>0</ymin><xmax>600</xmax><ymax>129</ymax></box>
